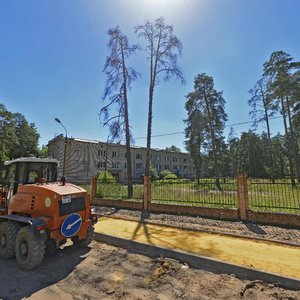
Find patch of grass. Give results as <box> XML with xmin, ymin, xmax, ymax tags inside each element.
<box><xmin>96</xmin><ymin>183</ymin><xmax>143</xmax><ymax>201</ymax></box>
<box><xmin>152</xmin><ymin>179</ymin><xmax>237</xmax><ymax>209</ymax></box>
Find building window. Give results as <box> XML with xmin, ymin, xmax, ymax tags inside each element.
<box><xmin>112</xmin><ymin>162</ymin><xmax>118</xmax><ymax>169</ymax></box>
<box><xmin>99</xmin><ymin>150</ymin><xmax>106</xmax><ymax>157</ymax></box>
<box><xmin>136</xmin><ymin>153</ymin><xmax>142</xmax><ymax>159</ymax></box>
<box><xmin>98</xmin><ymin>161</ymin><xmax>106</xmax><ymax>168</ymax></box>
<box><xmin>112</xmin><ymin>151</ymin><xmax>117</xmax><ymax>158</ymax></box>
<box><xmin>124</xmin><ymin>163</ymin><xmax>127</xmax><ymax>169</ymax></box>
<box><xmin>183</xmin><ymin>158</ymin><xmax>187</xmax><ymax>163</ymax></box>
<box><xmin>165</xmin><ymin>156</ymin><xmax>170</xmax><ymax>161</ymax></box>
<box><xmin>136</xmin><ymin>163</ymin><xmax>143</xmax><ymax>169</ymax></box>
<box><xmin>165</xmin><ymin>165</ymin><xmax>169</xmax><ymax>170</ymax></box>
<box><xmin>156</xmin><ymin>164</ymin><xmax>161</xmax><ymax>170</ymax></box>
<box><xmin>173</xmin><ymin>165</ymin><xmax>178</xmax><ymax>170</ymax></box>
<box><xmin>156</xmin><ymin>156</ymin><xmax>160</xmax><ymax>161</ymax></box>
<box><xmin>173</xmin><ymin>157</ymin><xmax>177</xmax><ymax>162</ymax></box>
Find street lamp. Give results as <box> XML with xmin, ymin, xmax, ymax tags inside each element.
<box><xmin>105</xmin><ymin>135</ymin><xmax>109</xmax><ymax>172</ymax></box>
<box><xmin>55</xmin><ymin>118</ymin><xmax>68</xmax><ymax>180</ymax></box>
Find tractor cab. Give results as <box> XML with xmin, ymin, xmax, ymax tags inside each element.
<box><xmin>5</xmin><ymin>157</ymin><xmax>57</xmax><ymax>187</ymax></box>
<box><xmin>5</xmin><ymin>157</ymin><xmax>58</xmax><ymax>184</ymax></box>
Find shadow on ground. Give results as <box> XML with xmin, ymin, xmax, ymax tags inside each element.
<box><xmin>0</xmin><ymin>244</ymin><xmax>91</xmax><ymax>300</ymax></box>
<box><xmin>244</xmin><ymin>223</ymin><xmax>267</xmax><ymax>235</ymax></box>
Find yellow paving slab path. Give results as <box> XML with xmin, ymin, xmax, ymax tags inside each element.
<box><xmin>95</xmin><ymin>217</ymin><xmax>300</xmax><ymax>279</ymax></box>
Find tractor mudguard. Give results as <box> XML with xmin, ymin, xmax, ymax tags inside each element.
<box><xmin>0</xmin><ymin>215</ymin><xmax>47</xmax><ymax>240</ymax></box>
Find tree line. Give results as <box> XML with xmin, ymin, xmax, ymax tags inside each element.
<box><xmin>185</xmin><ymin>51</ymin><xmax>300</xmax><ymax>184</ymax></box>
<box><xmin>0</xmin><ymin>104</ymin><xmax>46</xmax><ymax>169</ymax></box>
<box><xmin>101</xmin><ymin>19</ymin><xmax>300</xmax><ymax>189</ymax></box>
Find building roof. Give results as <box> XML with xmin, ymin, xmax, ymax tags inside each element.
<box><xmin>48</xmin><ymin>135</ymin><xmax>190</xmax><ymax>156</ymax></box>
<box><xmin>5</xmin><ymin>157</ymin><xmax>59</xmax><ymax>166</ymax></box>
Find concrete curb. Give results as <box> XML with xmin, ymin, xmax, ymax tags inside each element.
<box><xmin>94</xmin><ymin>232</ymin><xmax>300</xmax><ymax>291</ymax></box>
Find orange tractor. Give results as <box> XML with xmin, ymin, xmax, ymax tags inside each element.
<box><xmin>0</xmin><ymin>157</ymin><xmax>97</xmax><ymax>270</ymax></box>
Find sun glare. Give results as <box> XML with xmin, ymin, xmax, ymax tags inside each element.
<box><xmin>138</xmin><ymin>0</ymin><xmax>206</xmax><ymax>27</ymax></box>
<box><xmin>142</xmin><ymin>0</ymin><xmax>190</xmax><ymax>18</ymax></box>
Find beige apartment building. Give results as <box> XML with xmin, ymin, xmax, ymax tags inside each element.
<box><xmin>48</xmin><ymin>135</ymin><xmax>196</xmax><ymax>183</ymax></box>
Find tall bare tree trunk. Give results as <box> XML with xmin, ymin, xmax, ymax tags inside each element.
<box><xmin>286</xmin><ymin>96</ymin><xmax>300</xmax><ymax>182</ymax></box>
<box><xmin>260</xmin><ymin>84</ymin><xmax>275</xmax><ymax>182</ymax></box>
<box><xmin>145</xmin><ymin>43</ymin><xmax>155</xmax><ymax>177</ymax></box>
<box><xmin>145</xmin><ymin>84</ymin><xmax>154</xmax><ymax>177</ymax></box>
<box><xmin>204</xmin><ymin>93</ymin><xmax>221</xmax><ymax>190</ymax></box>
<box><xmin>121</xmin><ymin>45</ymin><xmax>133</xmax><ymax>198</ymax></box>
<box><xmin>281</xmin><ymin>97</ymin><xmax>296</xmax><ymax>186</ymax></box>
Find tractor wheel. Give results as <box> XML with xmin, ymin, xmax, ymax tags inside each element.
<box><xmin>72</xmin><ymin>226</ymin><xmax>94</xmax><ymax>247</ymax></box>
<box><xmin>15</xmin><ymin>226</ymin><xmax>46</xmax><ymax>270</ymax></box>
<box><xmin>0</xmin><ymin>222</ymin><xmax>20</xmax><ymax>259</ymax></box>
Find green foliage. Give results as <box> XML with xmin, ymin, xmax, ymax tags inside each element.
<box><xmin>10</xmin><ymin>113</ymin><xmax>40</xmax><ymax>158</ymax></box>
<box><xmin>96</xmin><ymin>182</ymin><xmax>143</xmax><ymax>200</ymax></box>
<box><xmin>160</xmin><ymin>170</ymin><xmax>178</xmax><ymax>179</ymax></box>
<box><xmin>184</xmin><ymin>73</ymin><xmax>227</xmax><ymax>178</ymax></box>
<box><xmin>37</xmin><ymin>145</ymin><xmax>48</xmax><ymax>158</ymax></box>
<box><xmin>263</xmin><ymin>51</ymin><xmax>300</xmax><ymax>183</ymax></box>
<box><xmin>0</xmin><ymin>104</ymin><xmax>17</xmax><ymax>164</ymax></box>
<box><xmin>149</xmin><ymin>166</ymin><xmax>159</xmax><ymax>181</ymax></box>
<box><xmin>98</xmin><ymin>171</ymin><xmax>116</xmax><ymax>183</ymax></box>
<box><xmin>0</xmin><ymin>104</ymin><xmax>39</xmax><ymax>164</ymax></box>
<box><xmin>165</xmin><ymin>145</ymin><xmax>181</xmax><ymax>152</ymax></box>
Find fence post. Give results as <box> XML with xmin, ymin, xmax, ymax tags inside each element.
<box><xmin>90</xmin><ymin>176</ymin><xmax>97</xmax><ymax>204</ymax></box>
<box><xmin>143</xmin><ymin>176</ymin><xmax>151</xmax><ymax>210</ymax></box>
<box><xmin>237</xmin><ymin>175</ymin><xmax>249</xmax><ymax>220</ymax></box>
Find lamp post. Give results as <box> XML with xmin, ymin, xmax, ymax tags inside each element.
<box><xmin>55</xmin><ymin>118</ymin><xmax>68</xmax><ymax>179</ymax></box>
<box><xmin>105</xmin><ymin>135</ymin><xmax>109</xmax><ymax>172</ymax></box>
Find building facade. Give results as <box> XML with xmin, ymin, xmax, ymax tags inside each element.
<box><xmin>48</xmin><ymin>135</ymin><xmax>196</xmax><ymax>183</ymax></box>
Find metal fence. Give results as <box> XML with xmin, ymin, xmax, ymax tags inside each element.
<box><xmin>151</xmin><ymin>178</ymin><xmax>237</xmax><ymax>208</ymax></box>
<box><xmin>248</xmin><ymin>178</ymin><xmax>300</xmax><ymax>214</ymax></box>
<box><xmin>95</xmin><ymin>180</ymin><xmax>143</xmax><ymax>202</ymax></box>
<box><xmin>93</xmin><ymin>177</ymin><xmax>300</xmax><ymax>214</ymax></box>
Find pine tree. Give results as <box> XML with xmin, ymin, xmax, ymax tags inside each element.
<box><xmin>101</xmin><ymin>27</ymin><xmax>139</xmax><ymax>197</ymax></box>
<box><xmin>184</xmin><ymin>73</ymin><xmax>227</xmax><ymax>188</ymax></box>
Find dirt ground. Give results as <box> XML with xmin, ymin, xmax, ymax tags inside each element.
<box><xmin>1</xmin><ymin>209</ymin><xmax>300</xmax><ymax>300</ymax></box>
<box><xmin>0</xmin><ymin>241</ymin><xmax>299</xmax><ymax>300</ymax></box>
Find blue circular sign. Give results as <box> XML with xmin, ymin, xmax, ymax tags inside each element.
<box><xmin>61</xmin><ymin>213</ymin><xmax>82</xmax><ymax>237</ymax></box>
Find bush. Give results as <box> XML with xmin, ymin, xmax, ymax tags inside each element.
<box><xmin>98</xmin><ymin>171</ymin><xmax>116</xmax><ymax>183</ymax></box>
<box><xmin>160</xmin><ymin>170</ymin><xmax>178</xmax><ymax>180</ymax></box>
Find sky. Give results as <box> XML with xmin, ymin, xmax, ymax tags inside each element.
<box><xmin>1</xmin><ymin>0</ymin><xmax>300</xmax><ymax>151</ymax></box>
